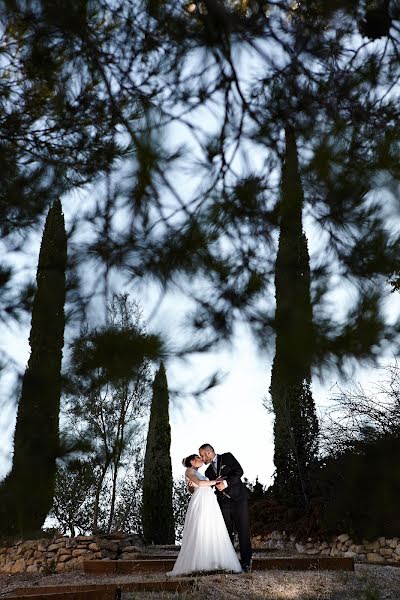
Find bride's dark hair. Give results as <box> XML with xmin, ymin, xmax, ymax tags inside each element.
<box><xmin>182</xmin><ymin>454</ymin><xmax>197</xmax><ymax>468</ymax></box>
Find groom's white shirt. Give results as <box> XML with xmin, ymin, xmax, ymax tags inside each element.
<box><xmin>213</xmin><ymin>454</ymin><xmax>228</xmax><ymax>489</ymax></box>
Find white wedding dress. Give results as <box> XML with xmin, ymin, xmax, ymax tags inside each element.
<box><xmin>168</xmin><ymin>469</ymin><xmax>242</xmax><ymax>576</ymax></box>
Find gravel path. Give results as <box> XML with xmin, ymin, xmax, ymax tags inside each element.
<box><xmin>1</xmin><ymin>564</ymin><xmax>400</xmax><ymax>599</ymax></box>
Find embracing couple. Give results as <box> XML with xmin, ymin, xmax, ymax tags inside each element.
<box><xmin>168</xmin><ymin>443</ymin><xmax>252</xmax><ymax>576</ymax></box>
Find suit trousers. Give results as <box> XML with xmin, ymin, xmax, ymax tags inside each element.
<box><xmin>219</xmin><ymin>495</ymin><xmax>252</xmax><ymax>567</ymax></box>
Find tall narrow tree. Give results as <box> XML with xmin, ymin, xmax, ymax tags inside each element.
<box><xmin>142</xmin><ymin>363</ymin><xmax>175</xmax><ymax>544</ymax></box>
<box><xmin>269</xmin><ymin>129</ymin><xmax>319</xmax><ymax>507</ymax></box>
<box><xmin>0</xmin><ymin>199</ymin><xmax>67</xmax><ymax>536</ymax></box>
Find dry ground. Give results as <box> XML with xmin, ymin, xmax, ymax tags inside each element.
<box><xmin>1</xmin><ymin>564</ymin><xmax>400</xmax><ymax>600</ymax></box>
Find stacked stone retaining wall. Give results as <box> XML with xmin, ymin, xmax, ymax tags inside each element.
<box><xmin>0</xmin><ymin>534</ymin><xmax>143</xmax><ymax>574</ymax></box>
<box><xmin>1</xmin><ymin>531</ymin><xmax>399</xmax><ymax>573</ymax></box>
<box><xmin>251</xmin><ymin>531</ymin><xmax>400</xmax><ymax>564</ymax></box>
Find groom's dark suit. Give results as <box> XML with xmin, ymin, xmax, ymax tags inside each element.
<box><xmin>205</xmin><ymin>452</ymin><xmax>252</xmax><ymax>569</ymax></box>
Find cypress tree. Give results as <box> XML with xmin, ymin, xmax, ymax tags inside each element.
<box><xmin>269</xmin><ymin>129</ymin><xmax>319</xmax><ymax>507</ymax></box>
<box><xmin>0</xmin><ymin>199</ymin><xmax>67</xmax><ymax>536</ymax></box>
<box><xmin>142</xmin><ymin>362</ymin><xmax>175</xmax><ymax>544</ymax></box>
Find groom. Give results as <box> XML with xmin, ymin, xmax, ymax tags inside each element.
<box><xmin>199</xmin><ymin>443</ymin><xmax>252</xmax><ymax>572</ymax></box>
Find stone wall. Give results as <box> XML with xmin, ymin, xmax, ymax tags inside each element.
<box><xmin>251</xmin><ymin>531</ymin><xmax>400</xmax><ymax>564</ymax></box>
<box><xmin>0</xmin><ymin>534</ymin><xmax>143</xmax><ymax>574</ymax></box>
<box><xmin>2</xmin><ymin>531</ymin><xmax>400</xmax><ymax>573</ymax></box>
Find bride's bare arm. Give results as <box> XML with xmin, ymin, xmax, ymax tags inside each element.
<box><xmin>185</xmin><ymin>468</ymin><xmax>217</xmax><ymax>487</ymax></box>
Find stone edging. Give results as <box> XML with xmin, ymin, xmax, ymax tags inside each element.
<box><xmin>251</xmin><ymin>531</ymin><xmax>400</xmax><ymax>564</ymax></box>
<box><xmin>0</xmin><ymin>534</ymin><xmax>143</xmax><ymax>574</ymax></box>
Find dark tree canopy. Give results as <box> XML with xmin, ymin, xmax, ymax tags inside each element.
<box><xmin>142</xmin><ymin>362</ymin><xmax>175</xmax><ymax>544</ymax></box>
<box><xmin>0</xmin><ymin>199</ymin><xmax>67</xmax><ymax>537</ymax></box>
<box><xmin>270</xmin><ymin>130</ymin><xmax>319</xmax><ymax>506</ymax></box>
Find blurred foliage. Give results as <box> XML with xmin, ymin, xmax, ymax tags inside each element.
<box><xmin>0</xmin><ymin>0</ymin><xmax>398</xmax><ymax>371</ymax></box>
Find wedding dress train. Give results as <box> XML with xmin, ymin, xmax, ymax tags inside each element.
<box><xmin>168</xmin><ymin>469</ymin><xmax>242</xmax><ymax>576</ymax></box>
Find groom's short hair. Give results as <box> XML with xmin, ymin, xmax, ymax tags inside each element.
<box><xmin>199</xmin><ymin>443</ymin><xmax>215</xmax><ymax>453</ymax></box>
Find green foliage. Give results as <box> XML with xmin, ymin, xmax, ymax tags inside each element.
<box><xmin>51</xmin><ymin>459</ymin><xmax>97</xmax><ymax>537</ymax></box>
<box><xmin>173</xmin><ymin>476</ymin><xmax>191</xmax><ymax>542</ymax></box>
<box><xmin>51</xmin><ymin>450</ymin><xmax>144</xmax><ymax>537</ymax></box>
<box><xmin>0</xmin><ymin>199</ymin><xmax>67</xmax><ymax>536</ymax></box>
<box><xmin>64</xmin><ymin>294</ymin><xmax>152</xmax><ymax>534</ymax></box>
<box><xmin>142</xmin><ymin>363</ymin><xmax>175</xmax><ymax>544</ymax></box>
<box><xmin>316</xmin><ymin>430</ymin><xmax>400</xmax><ymax>539</ymax></box>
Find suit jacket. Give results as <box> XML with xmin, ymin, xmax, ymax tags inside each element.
<box><xmin>205</xmin><ymin>452</ymin><xmax>247</xmax><ymax>503</ymax></box>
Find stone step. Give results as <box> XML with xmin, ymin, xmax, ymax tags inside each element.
<box><xmin>84</xmin><ymin>556</ymin><xmax>354</xmax><ymax>574</ymax></box>
<box><xmin>13</xmin><ymin>579</ymin><xmax>196</xmax><ymax>599</ymax></box>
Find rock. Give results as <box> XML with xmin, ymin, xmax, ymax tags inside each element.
<box><xmin>319</xmin><ymin>542</ymin><xmax>329</xmax><ymax>550</ymax></box>
<box><xmin>119</xmin><ymin>545</ymin><xmax>142</xmax><ymax>553</ymax></box>
<box><xmin>26</xmin><ymin>564</ymin><xmax>38</xmax><ymax>573</ymax></box>
<box><xmin>76</xmin><ymin>535</ymin><xmax>95</xmax><ymax>541</ymax></box>
<box><xmin>120</xmin><ymin>552</ymin><xmax>140</xmax><ymax>559</ymax></box>
<box><xmin>337</xmin><ymin>533</ymin><xmax>350</xmax><ymax>543</ymax></box>
<box><xmin>37</xmin><ymin>541</ymin><xmax>50</xmax><ymax>552</ymax></box>
<box><xmin>11</xmin><ymin>558</ymin><xmax>26</xmax><ymax>573</ymax></box>
<box><xmin>367</xmin><ymin>553</ymin><xmax>385</xmax><ymax>563</ymax></box>
<box><xmin>295</xmin><ymin>543</ymin><xmax>305</xmax><ymax>553</ymax></box>
<box><xmin>306</xmin><ymin>549</ymin><xmax>319</xmax><ymax>555</ymax></box>
<box><xmin>388</xmin><ymin>538</ymin><xmax>398</xmax><ymax>549</ymax></box>
<box><xmin>55</xmin><ymin>563</ymin><xmax>65</xmax><ymax>572</ymax></box>
<box><xmin>343</xmin><ymin>551</ymin><xmax>357</xmax><ymax>558</ymax></box>
<box><xmin>336</xmin><ymin>542</ymin><xmax>343</xmax><ymax>551</ymax></box>
<box><xmin>395</xmin><ymin>544</ymin><xmax>400</xmax><ymax>556</ymax></box>
<box><xmin>58</xmin><ymin>548</ymin><xmax>71</xmax><ymax>556</ymax></box>
<box><xmin>19</xmin><ymin>541</ymin><xmax>38</xmax><ymax>553</ymax></box>
<box><xmin>101</xmin><ymin>549</ymin><xmax>117</xmax><ymax>559</ymax></box>
<box><xmin>378</xmin><ymin>537</ymin><xmax>386</xmax><ymax>547</ymax></box>
<box><xmin>344</xmin><ymin>539</ymin><xmax>353</xmax><ymax>547</ymax></box>
<box><xmin>55</xmin><ymin>537</ymin><xmax>69</xmax><ymax>544</ymax></box>
<box><xmin>72</xmin><ymin>549</ymin><xmax>88</xmax><ymax>557</ymax></box>
<box><xmin>88</xmin><ymin>543</ymin><xmax>100</xmax><ymax>552</ymax></box>
<box><xmin>99</xmin><ymin>540</ymin><xmax>119</xmax><ymax>552</ymax></box>
<box><xmin>358</xmin><ymin>554</ymin><xmax>367</xmax><ymax>562</ymax></box>
<box><xmin>365</xmin><ymin>541</ymin><xmax>380</xmax><ymax>551</ymax></box>
<box><xmin>2</xmin><ymin>563</ymin><xmax>13</xmax><ymax>574</ymax></box>
<box><xmin>59</xmin><ymin>554</ymin><xmax>73</xmax><ymax>563</ymax></box>
<box><xmin>48</xmin><ymin>544</ymin><xmax>62</xmax><ymax>552</ymax></box>
<box><xmin>321</xmin><ymin>549</ymin><xmax>331</xmax><ymax>556</ymax></box>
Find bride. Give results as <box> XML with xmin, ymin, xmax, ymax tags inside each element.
<box><xmin>167</xmin><ymin>454</ymin><xmax>242</xmax><ymax>576</ymax></box>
